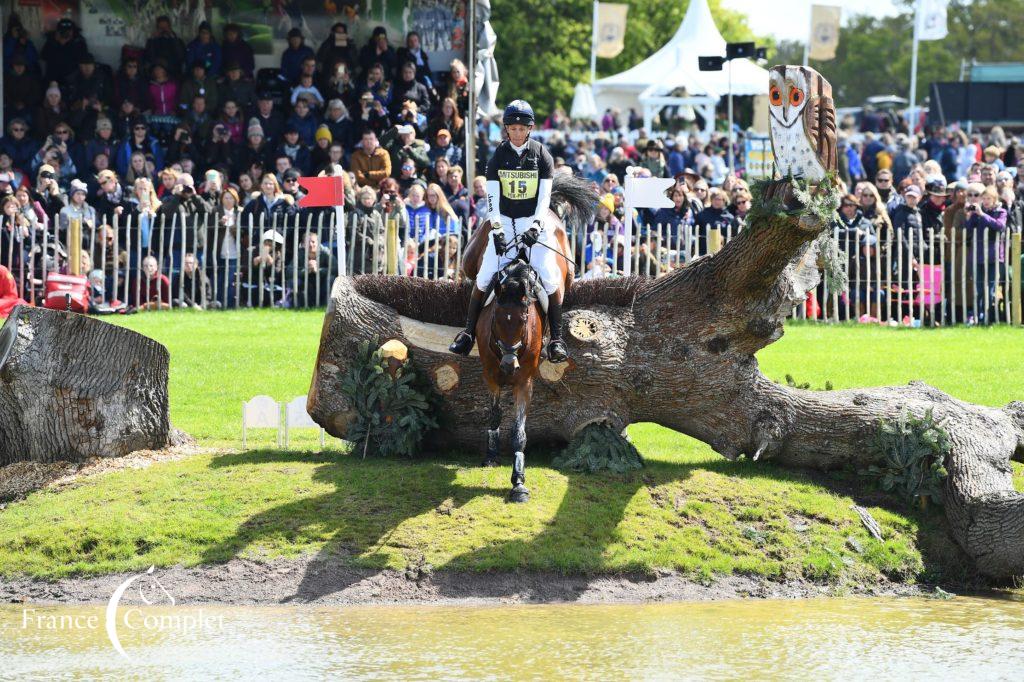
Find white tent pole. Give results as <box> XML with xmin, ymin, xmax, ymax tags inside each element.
<box><xmin>909</xmin><ymin>0</ymin><xmax>921</xmax><ymax>133</ymax></box>
<box><xmin>590</xmin><ymin>0</ymin><xmax>599</xmax><ymax>84</ymax></box>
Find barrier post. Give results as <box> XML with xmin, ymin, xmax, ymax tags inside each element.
<box><xmin>69</xmin><ymin>218</ymin><xmax>82</xmax><ymax>275</ymax></box>
<box><xmin>708</xmin><ymin>227</ymin><xmax>722</xmax><ymax>254</ymax></box>
<box><xmin>1012</xmin><ymin>232</ymin><xmax>1022</xmax><ymax>325</ymax></box>
<box><xmin>385</xmin><ymin>218</ymin><xmax>398</xmax><ymax>275</ymax></box>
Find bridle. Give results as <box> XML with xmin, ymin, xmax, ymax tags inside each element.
<box><xmin>488</xmin><ymin>261</ymin><xmax>537</xmax><ymax>371</ymax></box>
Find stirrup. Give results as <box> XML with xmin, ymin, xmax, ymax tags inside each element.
<box><xmin>449</xmin><ymin>330</ymin><xmax>475</xmax><ymax>355</ymax></box>
<box><xmin>546</xmin><ymin>338</ymin><xmax>568</xmax><ymax>363</ymax></box>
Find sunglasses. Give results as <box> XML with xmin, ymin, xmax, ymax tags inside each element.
<box><xmin>876</xmin><ymin>177</ymin><xmax>892</xmax><ymax>182</ymax></box>
<box><xmin>10</xmin><ymin>127</ymin><xmax>25</xmax><ymax>133</ymax></box>
<box><xmin>967</xmin><ymin>192</ymin><xmax>982</xmax><ymax>197</ymax></box>
<box><xmin>134</xmin><ymin>125</ymin><xmax>147</xmax><ymax>131</ymax></box>
<box><xmin>56</xmin><ymin>130</ymin><xmax>71</xmax><ymax>135</ymax></box>
<box><xmin>841</xmin><ymin>202</ymin><xmax>856</xmax><ymax>208</ymax></box>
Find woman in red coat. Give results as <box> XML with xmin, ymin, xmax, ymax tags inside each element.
<box><xmin>0</xmin><ymin>264</ymin><xmax>28</xmax><ymax>317</ymax></box>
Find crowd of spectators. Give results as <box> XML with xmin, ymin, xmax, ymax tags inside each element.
<box><xmin>0</xmin><ymin>13</ymin><xmax>1020</xmax><ymax>323</ymax></box>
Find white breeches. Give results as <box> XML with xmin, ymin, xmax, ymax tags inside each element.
<box><xmin>476</xmin><ymin>215</ymin><xmax>562</xmax><ymax>295</ymax></box>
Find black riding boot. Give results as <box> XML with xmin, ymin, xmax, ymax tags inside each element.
<box><xmin>449</xmin><ymin>287</ymin><xmax>486</xmax><ymax>355</ymax></box>
<box><xmin>546</xmin><ymin>296</ymin><xmax>568</xmax><ymax>363</ymax></box>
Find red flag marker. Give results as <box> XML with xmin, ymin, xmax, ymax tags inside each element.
<box><xmin>297</xmin><ymin>176</ymin><xmax>345</xmax><ymax>208</ymax></box>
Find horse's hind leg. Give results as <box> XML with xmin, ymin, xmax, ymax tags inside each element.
<box><xmin>483</xmin><ymin>389</ymin><xmax>501</xmax><ymax>467</ymax></box>
<box><xmin>508</xmin><ymin>382</ymin><xmax>532</xmax><ymax>503</ymax></box>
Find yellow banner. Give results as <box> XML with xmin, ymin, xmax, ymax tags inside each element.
<box><xmin>809</xmin><ymin>4</ymin><xmax>842</xmax><ymax>61</ymax></box>
<box><xmin>595</xmin><ymin>3</ymin><xmax>629</xmax><ymax>59</ymax></box>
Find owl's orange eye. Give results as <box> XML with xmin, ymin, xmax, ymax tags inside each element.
<box><xmin>790</xmin><ymin>87</ymin><xmax>805</xmax><ymax>107</ymax></box>
<box><xmin>770</xmin><ymin>85</ymin><xmax>782</xmax><ymax>105</ymax></box>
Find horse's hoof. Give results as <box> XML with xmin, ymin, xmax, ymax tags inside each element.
<box><xmin>481</xmin><ymin>457</ymin><xmax>499</xmax><ymax>467</ymax></box>
<box><xmin>508</xmin><ymin>485</ymin><xmax>530</xmax><ymax>503</ymax></box>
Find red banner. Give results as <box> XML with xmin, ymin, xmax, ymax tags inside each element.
<box><xmin>297</xmin><ymin>176</ymin><xmax>345</xmax><ymax>208</ymax></box>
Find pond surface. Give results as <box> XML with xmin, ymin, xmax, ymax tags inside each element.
<box><xmin>2</xmin><ymin>596</ymin><xmax>1022</xmax><ymax>679</ymax></box>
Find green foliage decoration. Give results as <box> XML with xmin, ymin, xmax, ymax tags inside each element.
<box><xmin>864</xmin><ymin>408</ymin><xmax>951</xmax><ymax>505</ymax></box>
<box><xmin>553</xmin><ymin>422</ymin><xmax>644</xmax><ymax>473</ymax></box>
<box><xmin>339</xmin><ymin>340</ymin><xmax>439</xmax><ymax>458</ymax></box>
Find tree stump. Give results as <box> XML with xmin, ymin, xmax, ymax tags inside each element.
<box><xmin>0</xmin><ymin>306</ymin><xmax>172</xmax><ymax>464</ymax></box>
<box><xmin>308</xmin><ymin>180</ymin><xmax>1024</xmax><ymax>580</ymax></box>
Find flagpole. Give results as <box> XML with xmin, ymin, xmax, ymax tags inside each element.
<box><xmin>467</xmin><ymin>0</ymin><xmax>477</xmax><ymax>185</ymax></box>
<box><xmin>909</xmin><ymin>0</ymin><xmax>921</xmax><ymax>133</ymax></box>
<box><xmin>803</xmin><ymin>2</ymin><xmax>811</xmax><ymax>66</ymax></box>
<box><xmin>590</xmin><ymin>0</ymin><xmax>599</xmax><ymax>83</ymax></box>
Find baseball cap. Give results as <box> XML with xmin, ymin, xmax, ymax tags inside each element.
<box><xmin>904</xmin><ymin>185</ymin><xmax>922</xmax><ymax>198</ymax></box>
<box><xmin>436</xmin><ymin>128</ymin><xmax>451</xmax><ymax>140</ymax></box>
<box><xmin>396</xmin><ymin>124</ymin><xmax>415</xmax><ymax>135</ymax></box>
<box><xmin>282</xmin><ymin>168</ymin><xmax>300</xmax><ymax>181</ymax></box>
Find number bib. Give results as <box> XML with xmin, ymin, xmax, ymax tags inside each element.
<box><xmin>498</xmin><ymin>169</ymin><xmax>539</xmax><ymax>201</ymax></box>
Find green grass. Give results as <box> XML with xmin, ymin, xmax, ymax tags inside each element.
<box><xmin>0</xmin><ymin>313</ymin><xmax>1021</xmax><ymax>583</ymax></box>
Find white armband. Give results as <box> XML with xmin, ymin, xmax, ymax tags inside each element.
<box><xmin>485</xmin><ymin>179</ymin><xmax>502</xmax><ymax>225</ymax></box>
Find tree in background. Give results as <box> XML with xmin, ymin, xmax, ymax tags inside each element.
<box><xmin>491</xmin><ymin>0</ymin><xmax>763</xmax><ymax>118</ymax></box>
<box><xmin>775</xmin><ymin>0</ymin><xmax>1024</xmax><ymax>107</ymax></box>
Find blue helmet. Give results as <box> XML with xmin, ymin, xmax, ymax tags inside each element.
<box><xmin>503</xmin><ymin>100</ymin><xmax>535</xmax><ymax>126</ymax></box>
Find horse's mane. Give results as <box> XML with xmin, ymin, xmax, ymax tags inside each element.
<box><xmin>351</xmin><ymin>275</ymin><xmax>650</xmax><ymax>327</ymax></box>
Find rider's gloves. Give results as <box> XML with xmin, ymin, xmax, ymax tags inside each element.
<box><xmin>492</xmin><ymin>230</ymin><xmax>508</xmax><ymax>255</ymax></box>
<box><xmin>522</xmin><ymin>226</ymin><xmax>540</xmax><ymax>247</ymax></box>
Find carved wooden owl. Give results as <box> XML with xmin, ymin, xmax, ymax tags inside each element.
<box><xmin>768</xmin><ymin>65</ymin><xmax>836</xmax><ymax>182</ymax></box>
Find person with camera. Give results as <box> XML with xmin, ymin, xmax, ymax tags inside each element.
<box><xmin>359</xmin><ymin>27</ymin><xmax>397</xmax><ymax>78</ymax></box>
<box><xmin>144</xmin><ymin>16</ymin><xmax>186</xmax><ymax>78</ymax></box>
<box><xmin>382</xmin><ymin>123</ymin><xmax>429</xmax><ymax>178</ymax></box>
<box><xmin>355</xmin><ymin>91</ymin><xmax>390</xmax><ymax>139</ymax></box>
<box><xmin>390</xmin><ymin>62</ymin><xmax>431</xmax><ymax>120</ymax></box>
<box><xmin>32</xmin><ymin>124</ymin><xmax>78</xmax><ymax>181</ymax></box>
<box><xmin>0</xmin><ymin>120</ymin><xmax>38</xmax><ymax>176</ymax></box>
<box><xmin>31</xmin><ymin>164</ymin><xmax>63</xmax><ymax>225</ymax></box>
<box><xmin>205</xmin><ymin>123</ymin><xmax>239</xmax><ymax>175</ymax></box>
<box><xmin>377</xmin><ymin>176</ymin><xmax>408</xmax><ymax>240</ymax></box>
<box><xmin>165</xmin><ymin>124</ymin><xmax>199</xmax><ymax>167</ymax></box>
<box><xmin>963</xmin><ymin>184</ymin><xmax>1008</xmax><ymax>324</ymax></box>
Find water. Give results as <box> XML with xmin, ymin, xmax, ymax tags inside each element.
<box><xmin>2</xmin><ymin>597</ymin><xmax>1022</xmax><ymax>680</ymax></box>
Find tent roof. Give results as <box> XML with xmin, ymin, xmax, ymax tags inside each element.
<box><xmin>594</xmin><ymin>0</ymin><xmax>768</xmax><ymax>99</ymax></box>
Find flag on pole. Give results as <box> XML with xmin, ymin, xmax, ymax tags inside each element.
<box><xmin>473</xmin><ymin>0</ymin><xmax>501</xmax><ymax>118</ymax></box>
<box><xmin>917</xmin><ymin>0</ymin><xmax>949</xmax><ymax>41</ymax></box>
<box><xmin>620</xmin><ymin>176</ymin><xmax>674</xmax><ymax>276</ymax></box>
<box><xmin>808</xmin><ymin>5</ymin><xmax>842</xmax><ymax>61</ymax></box>
<box><xmin>297</xmin><ymin>176</ymin><xmax>345</xmax><ymax>208</ymax></box>
<box><xmin>595</xmin><ymin>3</ymin><xmax>629</xmax><ymax>59</ymax></box>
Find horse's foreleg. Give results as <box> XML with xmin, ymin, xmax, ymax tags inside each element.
<box><xmin>508</xmin><ymin>382</ymin><xmax>532</xmax><ymax>503</ymax></box>
<box><xmin>483</xmin><ymin>390</ymin><xmax>501</xmax><ymax>467</ymax></box>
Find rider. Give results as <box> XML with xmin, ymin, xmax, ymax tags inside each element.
<box><xmin>448</xmin><ymin>99</ymin><xmax>569</xmax><ymax>363</ymax></box>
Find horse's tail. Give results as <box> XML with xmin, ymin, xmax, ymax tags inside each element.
<box><xmin>552</xmin><ymin>173</ymin><xmax>598</xmax><ymax>231</ymax></box>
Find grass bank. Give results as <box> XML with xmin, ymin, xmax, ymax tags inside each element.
<box><xmin>0</xmin><ymin>312</ymin><xmax>1021</xmax><ymax>585</ymax></box>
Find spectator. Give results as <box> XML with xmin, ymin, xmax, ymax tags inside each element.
<box><xmin>317</xmin><ymin>23</ymin><xmax>358</xmax><ymax>75</ymax></box>
<box><xmin>352</xmin><ymin>130</ymin><xmax>391</xmax><ymax>188</ymax></box>
<box><xmin>834</xmin><ymin>193</ymin><xmax>878</xmax><ymax>315</ymax></box>
<box><xmin>293</xmin><ymin>230</ymin><xmax>333</xmax><ymax>305</ymax></box>
<box><xmin>0</xmin><ymin>119</ymin><xmax>37</xmax><ymax>174</ymax></box>
<box><xmin>444</xmin><ymin>59</ymin><xmax>469</xmax><ymax>113</ymax></box>
<box><xmin>251</xmin><ymin>93</ymin><xmax>285</xmax><ymax>145</ymax></box>
<box><xmin>172</xmin><ymin>252</ymin><xmax>214</xmax><ymax>308</ymax></box>
<box><xmin>136</xmin><ymin>255</ymin><xmax>171</xmax><ymax>310</ymax></box>
<box><xmin>113</xmin><ymin>58</ymin><xmax>148</xmax><ymax>110</ymax></box>
<box><xmin>41</xmin><ymin>18</ymin><xmax>88</xmax><ymax>86</ymax></box>
<box><xmin>983</xmin><ymin>146</ymin><xmax>1005</xmax><ymax>172</ymax></box>
<box><xmin>165</xmin><ymin>124</ymin><xmax>200</xmax><ymax>166</ymax></box>
<box><xmin>428</xmin><ymin>129</ymin><xmax>462</xmax><ymax>168</ymax></box>
<box><xmin>359</xmin><ymin>26</ymin><xmax>397</xmax><ymax>77</ymax></box>
<box><xmin>280</xmin><ymin>28</ymin><xmax>315</xmax><ymax>84</ymax></box>
<box><xmin>321</xmin><ymin>99</ymin><xmax>354</xmax><ymax>153</ymax></box>
<box><xmin>291</xmin><ymin>73</ymin><xmax>325</xmax><ymax>110</ymax></box>
<box><xmin>4</xmin><ymin>55</ymin><xmax>41</xmax><ymax>119</ymax></box>
<box><xmin>218</xmin><ymin>100</ymin><xmax>245</xmax><ymax>144</ymax></box>
<box><xmin>355</xmin><ymin>91</ymin><xmax>390</xmax><ymax>137</ymax></box>
<box><xmin>204</xmin><ymin>122</ymin><xmax>238</xmax><ymax>175</ymax></box>
<box><xmin>242</xmin><ymin>174</ymin><xmax>297</xmax><ymax>226</ymax></box>
<box><xmin>390</xmin><ymin>62</ymin><xmax>431</xmax><ymax>118</ymax></box>
<box><xmin>58</xmin><ymin>178</ymin><xmax>97</xmax><ymax>237</ymax></box>
<box><xmin>83</xmin><ymin>118</ymin><xmax>117</xmax><ymax>173</ymax></box>
<box><xmin>180</xmin><ymin>61</ymin><xmax>221</xmax><ymax>115</ymax></box>
<box><xmin>147</xmin><ymin>62</ymin><xmax>179</xmax><ymax>122</ymax></box>
<box><xmin>383</xmin><ymin>124</ymin><xmax>429</xmax><ymax>177</ymax></box>
<box><xmin>286</xmin><ymin>98</ymin><xmax>319</xmax><ymax>146</ymax></box>
<box><xmin>0</xmin><ymin>263</ymin><xmax>28</xmax><ymax>317</ymax></box>
<box><xmin>694</xmin><ymin>188</ymin><xmax>735</xmax><ymax>252</ymax></box>
<box><xmin>36</xmin><ymin>83</ymin><xmax>68</xmax><ymax>140</ymax></box>
<box><xmin>32</xmin><ymin>164</ymin><xmax>64</xmax><ymax>223</ymax></box>
<box><xmin>91</xmin><ymin>169</ymin><xmax>128</xmax><ymax>223</ymax></box>
<box><xmin>649</xmin><ymin>184</ymin><xmax>692</xmax><ymax>241</ymax></box>
<box><xmin>420</xmin><ymin>182</ymin><xmax>458</xmax><ymax>242</ymax></box>
<box><xmin>220</xmin><ymin>62</ymin><xmax>255</xmax><ymax>110</ymax></box>
<box><xmin>144</xmin><ymin>16</ymin><xmax>186</xmax><ymax>77</ymax></box>
<box><xmin>220</xmin><ymin>25</ymin><xmax>255</xmax><ymax>79</ymax></box>
<box><xmin>428</xmin><ymin>97</ymin><xmax>464</xmax><ymax>145</ymax></box>
<box><xmin>186</xmin><ymin>21</ymin><xmax>222</xmax><ymax>75</ymax></box>
<box><xmin>358</xmin><ymin>62</ymin><xmax>392</xmax><ymax>109</ymax></box>
<box><xmin>1</xmin><ymin>194</ymin><xmax>30</xmax><ymax>273</ymax></box>
<box><xmin>160</xmin><ymin>173</ymin><xmax>212</xmax><ymax>222</ymax></box>
<box><xmin>247</xmin><ymin>228</ymin><xmax>288</xmax><ymax>306</ymax></box>
<box><xmin>4</xmin><ymin>17</ymin><xmax>40</xmax><ymax>75</ymax></box>
<box><xmin>639</xmin><ymin>140</ymin><xmax>667</xmax><ymax>178</ymax></box>
<box><xmin>963</xmin><ymin>185</ymin><xmax>1007</xmax><ymax>323</ymax></box>
<box><xmin>349</xmin><ymin>185</ymin><xmax>385</xmax><ymax>274</ymax></box>
<box><xmin>126</xmin><ymin>176</ymin><xmax>161</xmax><ymax>253</ymax></box>
<box><xmin>275</xmin><ymin>127</ymin><xmax>311</xmax><ymax>175</ymax></box>
<box><xmin>397</xmin><ymin>31</ymin><xmax>432</xmax><ymax>86</ymax></box>
<box><xmin>116</xmin><ymin>121</ymin><xmax>163</xmax><ymax>177</ymax></box>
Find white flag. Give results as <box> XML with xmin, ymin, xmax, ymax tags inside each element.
<box><xmin>624</xmin><ymin>177</ymin><xmax>675</xmax><ymax>209</ymax></box>
<box><xmin>917</xmin><ymin>0</ymin><xmax>948</xmax><ymax>41</ymax></box>
<box><xmin>808</xmin><ymin>5</ymin><xmax>841</xmax><ymax>61</ymax></box>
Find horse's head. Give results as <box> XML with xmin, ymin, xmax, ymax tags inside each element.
<box><xmin>492</xmin><ymin>260</ymin><xmax>538</xmax><ymax>376</ymax></box>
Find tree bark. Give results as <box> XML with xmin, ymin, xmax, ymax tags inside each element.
<box><xmin>308</xmin><ymin>181</ymin><xmax>1024</xmax><ymax>579</ymax></box>
<box><xmin>0</xmin><ymin>306</ymin><xmax>172</xmax><ymax>464</ymax></box>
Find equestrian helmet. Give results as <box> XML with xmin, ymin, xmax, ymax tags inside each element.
<box><xmin>503</xmin><ymin>100</ymin><xmax>535</xmax><ymax>126</ymax></box>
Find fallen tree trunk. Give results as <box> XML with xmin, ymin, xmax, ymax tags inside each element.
<box><xmin>308</xmin><ymin>180</ymin><xmax>1024</xmax><ymax>580</ymax></box>
<box><xmin>0</xmin><ymin>306</ymin><xmax>172</xmax><ymax>464</ymax></box>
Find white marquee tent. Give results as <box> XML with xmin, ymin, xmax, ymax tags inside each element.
<box><xmin>591</xmin><ymin>0</ymin><xmax>769</xmax><ymax>133</ymax></box>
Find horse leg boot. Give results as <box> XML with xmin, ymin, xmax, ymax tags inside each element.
<box><xmin>449</xmin><ymin>286</ymin><xmax>486</xmax><ymax>355</ymax></box>
<box><xmin>483</xmin><ymin>392</ymin><xmax>501</xmax><ymax>467</ymax></box>
<box><xmin>545</xmin><ymin>292</ymin><xmax>568</xmax><ymax>363</ymax></box>
<box><xmin>508</xmin><ymin>386</ymin><xmax>531</xmax><ymax>503</ymax></box>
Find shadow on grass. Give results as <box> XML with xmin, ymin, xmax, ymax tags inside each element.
<box><xmin>197</xmin><ymin>441</ymin><xmax>960</xmax><ymax>602</ymax></box>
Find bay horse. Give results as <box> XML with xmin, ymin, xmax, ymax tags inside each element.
<box><xmin>460</xmin><ymin>174</ymin><xmax>596</xmax><ymax>502</ymax></box>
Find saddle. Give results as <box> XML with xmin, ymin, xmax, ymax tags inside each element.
<box><xmin>483</xmin><ymin>256</ymin><xmax>549</xmax><ymax>314</ymax></box>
